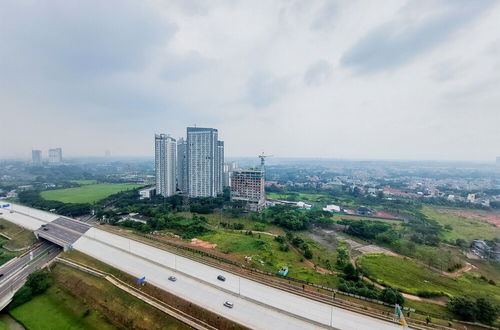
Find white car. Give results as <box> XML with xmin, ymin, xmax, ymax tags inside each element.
<box><xmin>223</xmin><ymin>301</ymin><xmax>234</xmax><ymax>308</ymax></box>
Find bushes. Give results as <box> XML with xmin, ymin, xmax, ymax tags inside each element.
<box><xmin>338</xmin><ymin>279</ymin><xmax>379</xmax><ymax>300</ymax></box>
<box><xmin>9</xmin><ymin>269</ymin><xmax>53</xmax><ymax>309</ymax></box>
<box><xmin>447</xmin><ymin>297</ymin><xmax>499</xmax><ymax>325</ymax></box>
<box><xmin>380</xmin><ymin>287</ymin><xmax>404</xmax><ymax>305</ymax></box>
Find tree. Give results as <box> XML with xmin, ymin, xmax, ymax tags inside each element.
<box><xmin>475</xmin><ymin>298</ymin><xmax>499</xmax><ymax>325</ymax></box>
<box><xmin>336</xmin><ymin>247</ymin><xmax>349</xmax><ymax>266</ymax></box>
<box><xmin>343</xmin><ymin>263</ymin><xmax>359</xmax><ymax>281</ymax></box>
<box><xmin>447</xmin><ymin>297</ymin><xmax>478</xmax><ymax>322</ymax></box>
<box><xmin>304</xmin><ymin>249</ymin><xmax>313</xmax><ymax>260</ymax></box>
<box><xmin>380</xmin><ymin>287</ymin><xmax>404</xmax><ymax>305</ymax></box>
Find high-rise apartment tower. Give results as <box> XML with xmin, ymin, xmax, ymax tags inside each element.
<box><xmin>186</xmin><ymin>127</ymin><xmax>224</xmax><ymax>197</ymax></box>
<box><xmin>155</xmin><ymin>134</ymin><xmax>177</xmax><ymax>197</ymax></box>
<box><xmin>176</xmin><ymin>138</ymin><xmax>188</xmax><ymax>193</ymax></box>
<box><xmin>32</xmin><ymin>150</ymin><xmax>42</xmax><ymax>164</ymax></box>
<box><xmin>48</xmin><ymin>148</ymin><xmax>62</xmax><ymax>164</ymax></box>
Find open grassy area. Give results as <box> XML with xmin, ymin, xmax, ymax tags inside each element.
<box><xmin>0</xmin><ymin>219</ymin><xmax>36</xmax><ymax>250</ymax></box>
<box><xmin>422</xmin><ymin>206</ymin><xmax>500</xmax><ymax>242</ymax></box>
<box><xmin>40</xmin><ymin>183</ymin><xmax>143</xmax><ymax>204</ymax></box>
<box><xmin>70</xmin><ymin>179</ymin><xmax>98</xmax><ymax>185</ymax></box>
<box><xmin>358</xmin><ymin>254</ymin><xmax>500</xmax><ymax>305</ymax></box>
<box><xmin>9</xmin><ymin>285</ymin><xmax>116</xmax><ymax>330</ymax></box>
<box><xmin>267</xmin><ymin>192</ymin><xmax>332</xmax><ymax>204</ymax></box>
<box><xmin>197</xmin><ymin>229</ymin><xmax>339</xmax><ymax>287</ymax></box>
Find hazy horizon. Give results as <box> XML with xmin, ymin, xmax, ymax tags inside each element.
<box><xmin>1</xmin><ymin>1</ymin><xmax>499</xmax><ymax>161</ymax></box>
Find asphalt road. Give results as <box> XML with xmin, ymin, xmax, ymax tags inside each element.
<box><xmin>0</xmin><ymin>243</ymin><xmax>61</xmax><ymax>299</ymax></box>
<box><xmin>1</xmin><ymin>204</ymin><xmax>402</xmax><ymax>329</ymax></box>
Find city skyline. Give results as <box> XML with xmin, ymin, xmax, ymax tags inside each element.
<box><xmin>0</xmin><ymin>1</ymin><xmax>499</xmax><ymax>161</ymax></box>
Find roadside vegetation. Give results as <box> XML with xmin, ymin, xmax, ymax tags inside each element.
<box><xmin>0</xmin><ymin>219</ymin><xmax>37</xmax><ymax>265</ymax></box>
<box><xmin>358</xmin><ymin>254</ymin><xmax>500</xmax><ymax>305</ymax></box>
<box><xmin>8</xmin><ymin>264</ymin><xmax>190</xmax><ymax>330</ymax></box>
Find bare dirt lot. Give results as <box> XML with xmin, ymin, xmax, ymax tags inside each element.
<box><xmin>437</xmin><ymin>208</ymin><xmax>500</xmax><ymax>227</ymax></box>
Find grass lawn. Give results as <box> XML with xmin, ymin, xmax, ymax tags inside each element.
<box><xmin>0</xmin><ymin>219</ymin><xmax>37</xmax><ymax>250</ymax></box>
<box><xmin>358</xmin><ymin>254</ymin><xmax>500</xmax><ymax>305</ymax></box>
<box><xmin>267</xmin><ymin>192</ymin><xmax>332</xmax><ymax>204</ymax></box>
<box><xmin>422</xmin><ymin>206</ymin><xmax>500</xmax><ymax>242</ymax></box>
<box><xmin>9</xmin><ymin>285</ymin><xmax>116</xmax><ymax>330</ymax></box>
<box><xmin>204</xmin><ymin>212</ymin><xmax>285</xmax><ymax>234</ymax></box>
<box><xmin>198</xmin><ymin>230</ymin><xmax>339</xmax><ymax>287</ymax></box>
<box><xmin>70</xmin><ymin>179</ymin><xmax>98</xmax><ymax>185</ymax></box>
<box><xmin>40</xmin><ymin>183</ymin><xmax>143</xmax><ymax>204</ymax></box>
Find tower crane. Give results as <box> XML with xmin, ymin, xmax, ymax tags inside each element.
<box><xmin>258</xmin><ymin>152</ymin><xmax>273</xmax><ymax>169</ymax></box>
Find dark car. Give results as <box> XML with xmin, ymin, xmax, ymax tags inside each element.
<box><xmin>0</xmin><ymin>274</ymin><xmax>3</xmax><ymax>278</ymax></box>
<box><xmin>43</xmin><ymin>227</ymin><xmax>49</xmax><ymax>231</ymax></box>
<box><xmin>168</xmin><ymin>276</ymin><xmax>177</xmax><ymax>282</ymax></box>
<box><xmin>217</xmin><ymin>275</ymin><xmax>226</xmax><ymax>282</ymax></box>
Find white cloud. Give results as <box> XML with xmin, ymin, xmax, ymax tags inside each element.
<box><xmin>0</xmin><ymin>0</ymin><xmax>499</xmax><ymax>161</ymax></box>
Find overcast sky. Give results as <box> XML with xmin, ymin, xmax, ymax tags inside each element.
<box><xmin>1</xmin><ymin>0</ymin><xmax>499</xmax><ymax>161</ymax></box>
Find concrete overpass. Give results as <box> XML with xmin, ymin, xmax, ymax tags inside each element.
<box><xmin>1</xmin><ymin>203</ymin><xmax>404</xmax><ymax>329</ymax></box>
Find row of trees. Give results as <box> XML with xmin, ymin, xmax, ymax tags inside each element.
<box><xmin>18</xmin><ymin>190</ymin><xmax>91</xmax><ymax>217</ymax></box>
<box><xmin>447</xmin><ymin>297</ymin><xmax>499</xmax><ymax>325</ymax></box>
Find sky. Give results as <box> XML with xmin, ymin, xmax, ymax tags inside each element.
<box><xmin>0</xmin><ymin>0</ymin><xmax>499</xmax><ymax>162</ymax></box>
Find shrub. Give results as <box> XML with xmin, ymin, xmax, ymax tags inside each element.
<box><xmin>380</xmin><ymin>287</ymin><xmax>404</xmax><ymax>305</ymax></box>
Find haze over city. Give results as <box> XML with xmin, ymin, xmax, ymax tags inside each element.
<box><xmin>1</xmin><ymin>0</ymin><xmax>499</xmax><ymax>161</ymax></box>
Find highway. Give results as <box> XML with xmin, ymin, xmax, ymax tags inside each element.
<box><xmin>0</xmin><ymin>241</ymin><xmax>61</xmax><ymax>309</ymax></box>
<box><xmin>1</xmin><ymin>203</ymin><xmax>403</xmax><ymax>329</ymax></box>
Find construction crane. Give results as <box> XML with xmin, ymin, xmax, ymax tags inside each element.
<box><xmin>258</xmin><ymin>152</ymin><xmax>273</xmax><ymax>169</ymax></box>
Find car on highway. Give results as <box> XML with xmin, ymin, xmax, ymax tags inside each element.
<box><xmin>217</xmin><ymin>275</ymin><xmax>226</xmax><ymax>281</ymax></box>
<box><xmin>43</xmin><ymin>227</ymin><xmax>49</xmax><ymax>231</ymax></box>
<box><xmin>168</xmin><ymin>276</ymin><xmax>177</xmax><ymax>282</ymax></box>
<box><xmin>223</xmin><ymin>301</ymin><xmax>234</xmax><ymax>308</ymax></box>
<box><xmin>9</xmin><ymin>211</ymin><xmax>14</xmax><ymax>213</ymax></box>
<box><xmin>0</xmin><ymin>274</ymin><xmax>3</xmax><ymax>278</ymax></box>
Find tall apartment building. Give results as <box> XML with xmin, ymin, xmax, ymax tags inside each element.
<box><xmin>155</xmin><ymin>134</ymin><xmax>177</xmax><ymax>197</ymax></box>
<box><xmin>230</xmin><ymin>169</ymin><xmax>265</xmax><ymax>212</ymax></box>
<box><xmin>32</xmin><ymin>150</ymin><xmax>42</xmax><ymax>164</ymax></box>
<box><xmin>48</xmin><ymin>148</ymin><xmax>62</xmax><ymax>164</ymax></box>
<box><xmin>216</xmin><ymin>141</ymin><xmax>224</xmax><ymax>194</ymax></box>
<box><xmin>176</xmin><ymin>138</ymin><xmax>188</xmax><ymax>193</ymax></box>
<box><xmin>186</xmin><ymin>127</ymin><xmax>224</xmax><ymax>197</ymax></box>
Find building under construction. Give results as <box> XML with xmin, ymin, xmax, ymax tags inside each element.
<box><xmin>230</xmin><ymin>169</ymin><xmax>266</xmax><ymax>212</ymax></box>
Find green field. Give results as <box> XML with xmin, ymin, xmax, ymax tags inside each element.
<box><xmin>9</xmin><ymin>286</ymin><xmax>116</xmax><ymax>330</ymax></box>
<box><xmin>40</xmin><ymin>183</ymin><xmax>143</xmax><ymax>204</ymax></box>
<box><xmin>423</xmin><ymin>206</ymin><xmax>500</xmax><ymax>242</ymax></box>
<box><xmin>70</xmin><ymin>179</ymin><xmax>98</xmax><ymax>185</ymax></box>
<box><xmin>198</xmin><ymin>230</ymin><xmax>339</xmax><ymax>286</ymax></box>
<box><xmin>267</xmin><ymin>192</ymin><xmax>332</xmax><ymax>204</ymax></box>
<box><xmin>358</xmin><ymin>254</ymin><xmax>500</xmax><ymax>305</ymax></box>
